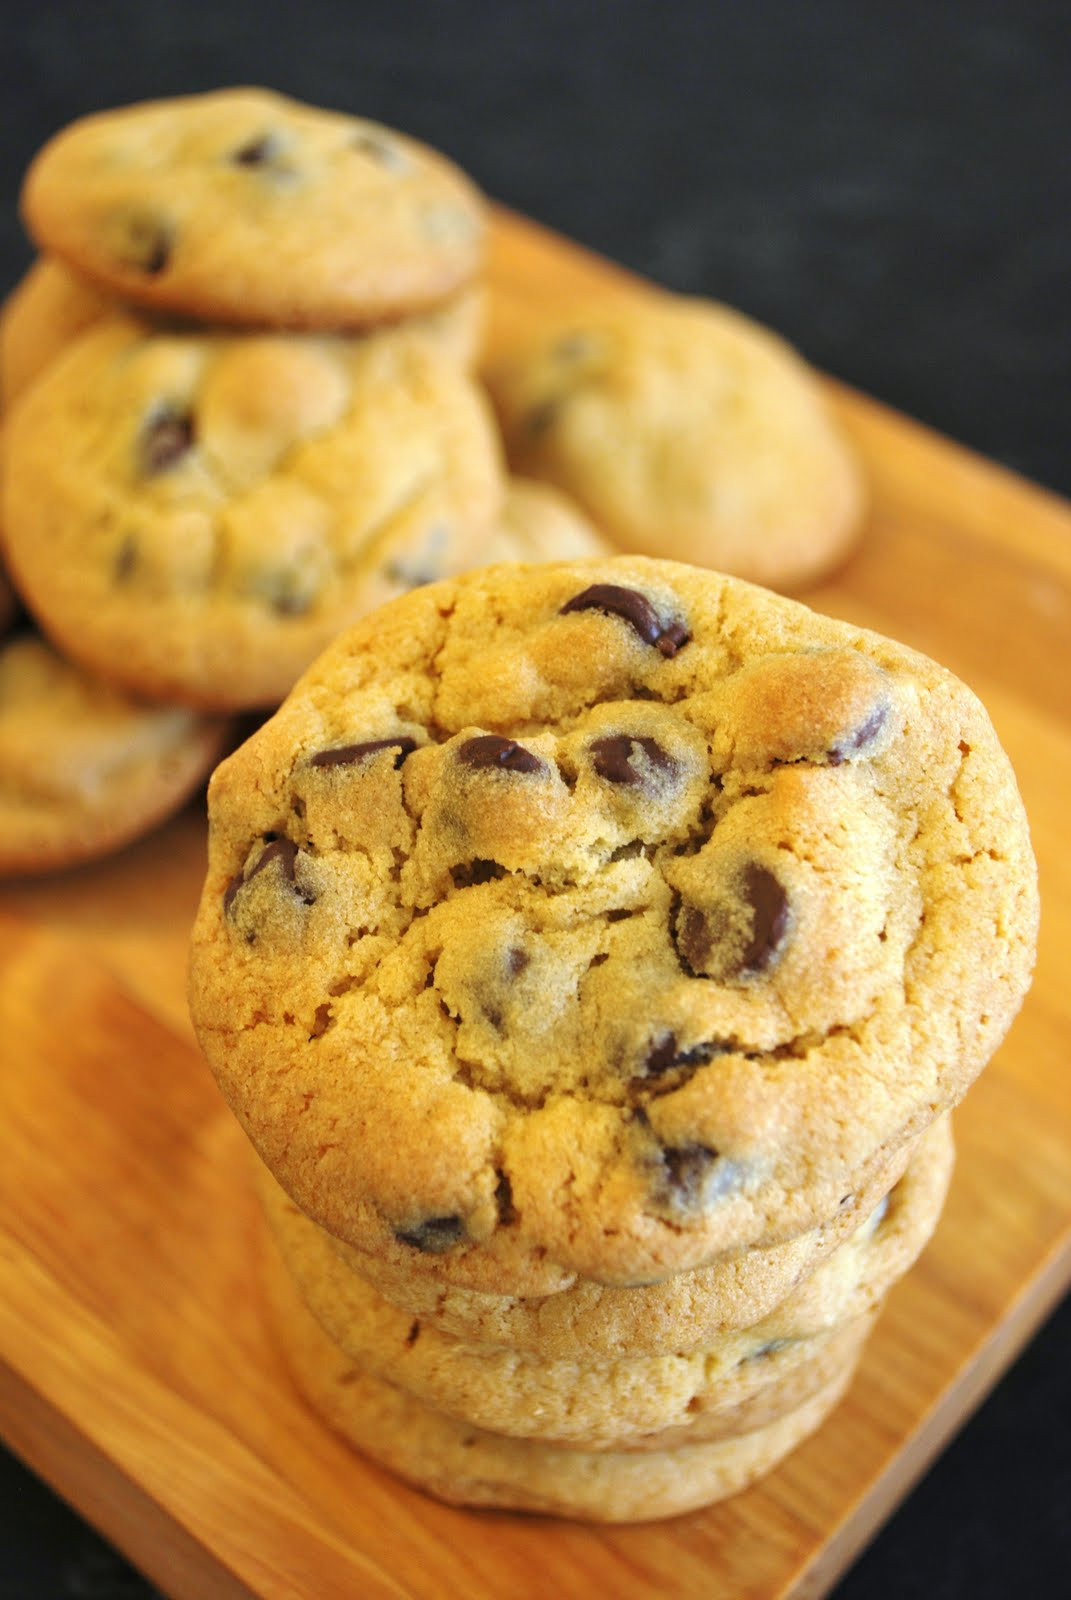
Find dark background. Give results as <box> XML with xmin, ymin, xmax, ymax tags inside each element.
<box><xmin>1</xmin><ymin>1</ymin><xmax>1068</xmax><ymax>1595</ymax></box>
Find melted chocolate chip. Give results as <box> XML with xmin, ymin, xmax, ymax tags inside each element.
<box><xmin>394</xmin><ymin>1215</ymin><xmax>465</xmax><ymax>1254</ymax></box>
<box><xmin>506</xmin><ymin>947</ymin><xmax>530</xmax><ymax>976</ymax></box>
<box><xmin>738</xmin><ymin>864</ymin><xmax>789</xmax><ymax>973</ymax></box>
<box><xmin>309</xmin><ymin>736</ymin><xmax>417</xmax><ymax>770</ymax></box>
<box><xmin>494</xmin><ymin>1170</ymin><xmax>516</xmax><ymax>1225</ymax></box>
<box><xmin>458</xmin><ymin>735</ymin><xmax>544</xmax><ymax>774</ymax></box>
<box><xmin>590</xmin><ymin>733</ymin><xmax>675</xmax><ymax>786</ymax></box>
<box><xmin>828</xmin><ymin>700</ymin><xmax>890</xmax><ymax>764</ymax></box>
<box><xmin>559</xmin><ymin>584</ymin><xmax>690</xmax><ymax>657</ymax></box>
<box><xmin>139</xmin><ymin>407</ymin><xmax>194</xmax><ymax>475</ymax></box>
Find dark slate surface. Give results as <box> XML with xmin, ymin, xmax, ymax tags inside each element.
<box><xmin>1</xmin><ymin>2</ymin><xmax>1068</xmax><ymax>1595</ymax></box>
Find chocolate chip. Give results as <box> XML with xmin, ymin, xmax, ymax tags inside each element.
<box><xmin>525</xmin><ymin>397</ymin><xmax>563</xmax><ymax>437</ymax></box>
<box><xmin>676</xmin><ymin>864</ymin><xmax>790</xmax><ymax>979</ymax></box>
<box><xmin>309</xmin><ymin>736</ymin><xmax>417</xmax><ymax>770</ymax></box>
<box><xmin>116</xmin><ymin>212</ymin><xmax>173</xmax><ymax>276</ymax></box>
<box><xmin>139</xmin><ymin>406</ymin><xmax>194</xmax><ymax>475</ymax></box>
<box><xmin>457</xmin><ymin>735</ymin><xmax>544</xmax><ymax>774</ymax></box>
<box><xmin>660</xmin><ymin>1143</ymin><xmax>720</xmax><ymax>1206</ymax></box>
<box><xmin>738</xmin><ymin>864</ymin><xmax>789</xmax><ymax>973</ymax></box>
<box><xmin>560</xmin><ymin>585</ymin><xmax>690</xmax><ymax>657</ymax></box>
<box><xmin>590</xmin><ymin>733</ymin><xmax>675</xmax><ymax>786</ymax></box>
<box><xmin>506</xmin><ymin>947</ymin><xmax>530</xmax><ymax>976</ymax></box>
<box><xmin>642</xmin><ymin>1032</ymin><xmax>727</xmax><ymax>1076</ymax></box>
<box><xmin>224</xmin><ymin>835</ymin><xmax>315</xmax><ymax>915</ymax></box>
<box><xmin>230</xmin><ymin>132</ymin><xmax>283</xmax><ymax>167</ymax></box>
<box><xmin>394</xmin><ymin>1215</ymin><xmax>465</xmax><ymax>1254</ymax></box>
<box><xmin>828</xmin><ymin>700</ymin><xmax>890</xmax><ymax>764</ymax></box>
<box><xmin>658</xmin><ymin>1142</ymin><xmax>743</xmax><ymax>1211</ymax></box>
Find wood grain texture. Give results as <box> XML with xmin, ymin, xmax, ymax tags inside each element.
<box><xmin>1</xmin><ymin>209</ymin><xmax>1069</xmax><ymax>1600</ymax></box>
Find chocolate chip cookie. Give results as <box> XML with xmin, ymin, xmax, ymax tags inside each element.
<box><xmin>261</xmin><ymin>1224</ymin><xmax>860</xmax><ymax>1521</ymax></box>
<box><xmin>2</xmin><ymin>317</ymin><xmax>504</xmax><ymax>708</ymax></box>
<box><xmin>0</xmin><ymin>631</ymin><xmax>232</xmax><ymax>875</ymax></box>
<box><xmin>188</xmin><ymin>557</ymin><xmax>1037</xmax><ymax>1288</ymax></box>
<box><xmin>483</xmin><ymin>293</ymin><xmax>865</xmax><ymax>589</ymax></box>
<box><xmin>21</xmin><ymin>89</ymin><xmax>486</xmax><ymax>330</ymax></box>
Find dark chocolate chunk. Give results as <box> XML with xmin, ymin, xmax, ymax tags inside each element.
<box><xmin>590</xmin><ymin>733</ymin><xmax>675</xmax><ymax>786</ymax></box>
<box><xmin>738</xmin><ymin>863</ymin><xmax>790</xmax><ymax>973</ymax></box>
<box><xmin>224</xmin><ymin>835</ymin><xmax>316</xmax><ymax>915</ymax></box>
<box><xmin>394</xmin><ymin>1215</ymin><xmax>465</xmax><ymax>1254</ymax></box>
<box><xmin>139</xmin><ymin>406</ymin><xmax>194</xmax><ymax>475</ymax></box>
<box><xmin>559</xmin><ymin>584</ymin><xmax>690</xmax><ymax>657</ymax></box>
<box><xmin>675</xmin><ymin>905</ymin><xmax>713</xmax><ymax>974</ymax></box>
<box><xmin>828</xmin><ymin>700</ymin><xmax>890</xmax><ymax>764</ymax></box>
<box><xmin>310</xmin><ymin>736</ymin><xmax>417</xmax><ymax>770</ymax></box>
<box><xmin>458</xmin><ymin>735</ymin><xmax>544</xmax><ymax>774</ymax></box>
<box><xmin>506</xmin><ymin>946</ymin><xmax>530</xmax><ymax>976</ymax></box>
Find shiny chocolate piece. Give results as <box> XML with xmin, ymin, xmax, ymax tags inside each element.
<box><xmin>677</xmin><ymin>863</ymin><xmax>790</xmax><ymax>980</ymax></box>
<box><xmin>224</xmin><ymin>835</ymin><xmax>313</xmax><ymax>915</ymax></box>
<box><xmin>642</xmin><ymin>1032</ymin><xmax>726</xmax><ymax>1076</ymax></box>
<box><xmin>590</xmin><ymin>733</ymin><xmax>675</xmax><ymax>786</ymax></box>
<box><xmin>309</xmin><ymin>736</ymin><xmax>417</xmax><ymax>770</ymax></box>
<box><xmin>560</xmin><ymin>584</ymin><xmax>690</xmax><ymax>657</ymax></box>
<box><xmin>394</xmin><ymin>1214</ymin><xmax>465</xmax><ymax>1254</ymax></box>
<box><xmin>458</xmin><ymin>734</ymin><xmax>543</xmax><ymax>774</ymax></box>
<box><xmin>139</xmin><ymin>406</ymin><xmax>194</xmax><ymax>475</ymax></box>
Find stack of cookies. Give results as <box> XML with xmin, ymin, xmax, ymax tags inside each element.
<box><xmin>0</xmin><ymin>88</ymin><xmax>609</xmax><ymax>874</ymax></box>
<box><xmin>188</xmin><ymin>556</ymin><xmax>1037</xmax><ymax>1521</ymax></box>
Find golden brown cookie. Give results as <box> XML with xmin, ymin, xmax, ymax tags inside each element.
<box><xmin>188</xmin><ymin>558</ymin><xmax>1035</xmax><ymax>1291</ymax></box>
<box><xmin>21</xmin><ymin>89</ymin><xmax>486</xmax><ymax>330</ymax></box>
<box><xmin>1</xmin><ymin>317</ymin><xmax>504</xmax><ymax>708</ymax></box>
<box><xmin>0</xmin><ymin>631</ymin><xmax>232</xmax><ymax>876</ymax></box>
<box><xmin>483</xmin><ymin>292</ymin><xmax>865</xmax><ymax>588</ymax></box>
<box><xmin>261</xmin><ymin>1224</ymin><xmax>861</xmax><ymax>1522</ymax></box>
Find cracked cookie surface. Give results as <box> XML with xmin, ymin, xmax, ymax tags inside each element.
<box><xmin>21</xmin><ymin>89</ymin><xmax>486</xmax><ymax>330</ymax></box>
<box><xmin>483</xmin><ymin>293</ymin><xmax>865</xmax><ymax>589</ymax></box>
<box><xmin>188</xmin><ymin>556</ymin><xmax>1037</xmax><ymax>1288</ymax></box>
<box><xmin>1</xmin><ymin>317</ymin><xmax>503</xmax><ymax>709</ymax></box>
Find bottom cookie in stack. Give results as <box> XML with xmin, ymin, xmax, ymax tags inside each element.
<box><xmin>255</xmin><ymin>1117</ymin><xmax>953</xmax><ymax>1519</ymax></box>
<box><xmin>260</xmin><ymin>1227</ymin><xmax>863</xmax><ymax>1523</ymax></box>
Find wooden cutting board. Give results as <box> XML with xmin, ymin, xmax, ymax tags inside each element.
<box><xmin>1</xmin><ymin>210</ymin><xmax>1069</xmax><ymax>1600</ymax></box>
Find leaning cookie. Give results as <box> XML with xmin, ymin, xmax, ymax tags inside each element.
<box><xmin>482</xmin><ymin>293</ymin><xmax>864</xmax><ymax>589</ymax></box>
<box><xmin>188</xmin><ymin>557</ymin><xmax>1037</xmax><ymax>1288</ymax></box>
<box><xmin>261</xmin><ymin>1227</ymin><xmax>860</xmax><ymax>1522</ymax></box>
<box><xmin>0</xmin><ymin>632</ymin><xmax>232</xmax><ymax>876</ymax></box>
<box><xmin>1</xmin><ymin>317</ymin><xmax>504</xmax><ymax>709</ymax></box>
<box><xmin>475</xmin><ymin>477</ymin><xmax>611</xmax><ymax>565</ymax></box>
<box><xmin>21</xmin><ymin>88</ymin><xmax>486</xmax><ymax>330</ymax></box>
<box><xmin>255</xmin><ymin>1117</ymin><xmax>948</xmax><ymax>1449</ymax></box>
<box><xmin>0</xmin><ymin>257</ymin><xmax>487</xmax><ymax>412</ymax></box>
